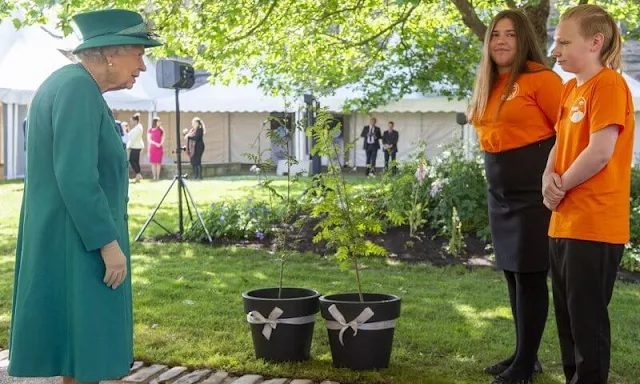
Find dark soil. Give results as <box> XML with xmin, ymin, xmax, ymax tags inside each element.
<box><xmin>150</xmin><ymin>222</ymin><xmax>640</xmax><ymax>283</ymax></box>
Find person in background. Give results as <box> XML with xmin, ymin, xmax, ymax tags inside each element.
<box><xmin>184</xmin><ymin>117</ymin><xmax>206</xmax><ymax>180</ymax></box>
<box><xmin>382</xmin><ymin>121</ymin><xmax>399</xmax><ymax>175</ymax></box>
<box><xmin>22</xmin><ymin>117</ymin><xmax>28</xmax><ymax>151</ymax></box>
<box><xmin>360</xmin><ymin>116</ymin><xmax>382</xmax><ymax>176</ymax></box>
<box><xmin>121</xmin><ymin>121</ymin><xmax>130</xmax><ymax>148</ymax></box>
<box><xmin>112</xmin><ymin>109</ymin><xmax>125</xmax><ymax>149</ymax></box>
<box><xmin>127</xmin><ymin>112</ymin><xmax>144</xmax><ymax>182</ymax></box>
<box><xmin>147</xmin><ymin>117</ymin><xmax>164</xmax><ymax>180</ymax></box>
<box><xmin>468</xmin><ymin>9</ymin><xmax>563</xmax><ymax>384</ymax></box>
<box><xmin>8</xmin><ymin>8</ymin><xmax>161</xmax><ymax>384</ymax></box>
<box><xmin>546</xmin><ymin>5</ymin><xmax>634</xmax><ymax>383</ymax></box>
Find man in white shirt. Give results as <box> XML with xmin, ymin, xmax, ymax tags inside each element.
<box><xmin>127</xmin><ymin>113</ymin><xmax>145</xmax><ymax>182</ymax></box>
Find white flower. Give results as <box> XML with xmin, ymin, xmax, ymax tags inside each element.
<box><xmin>250</xmin><ymin>164</ymin><xmax>261</xmax><ymax>173</ymax></box>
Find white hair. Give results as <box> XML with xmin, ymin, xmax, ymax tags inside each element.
<box><xmin>75</xmin><ymin>45</ymin><xmax>134</xmax><ymax>64</ymax></box>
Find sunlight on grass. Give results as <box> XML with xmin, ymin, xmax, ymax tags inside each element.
<box><xmin>252</xmin><ymin>272</ymin><xmax>269</xmax><ymax>280</ymax></box>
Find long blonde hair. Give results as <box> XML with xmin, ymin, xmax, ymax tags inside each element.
<box><xmin>560</xmin><ymin>4</ymin><xmax>622</xmax><ymax>70</ymax></box>
<box><xmin>468</xmin><ymin>9</ymin><xmax>548</xmax><ymax>122</ymax></box>
<box><xmin>193</xmin><ymin>117</ymin><xmax>206</xmax><ymax>134</ymax></box>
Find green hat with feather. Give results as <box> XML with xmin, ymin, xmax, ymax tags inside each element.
<box><xmin>72</xmin><ymin>9</ymin><xmax>162</xmax><ymax>54</ymax></box>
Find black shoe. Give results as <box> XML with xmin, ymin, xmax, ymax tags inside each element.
<box><xmin>484</xmin><ymin>360</ymin><xmax>543</xmax><ymax>376</ymax></box>
<box><xmin>533</xmin><ymin>360</ymin><xmax>543</xmax><ymax>374</ymax></box>
<box><xmin>490</xmin><ymin>375</ymin><xmax>533</xmax><ymax>384</ymax></box>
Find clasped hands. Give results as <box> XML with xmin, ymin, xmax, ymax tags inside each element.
<box><xmin>542</xmin><ymin>172</ymin><xmax>565</xmax><ymax>211</ymax></box>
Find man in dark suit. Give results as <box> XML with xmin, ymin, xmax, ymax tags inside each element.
<box><xmin>382</xmin><ymin>121</ymin><xmax>399</xmax><ymax>174</ymax></box>
<box><xmin>360</xmin><ymin>117</ymin><xmax>382</xmax><ymax>176</ymax></box>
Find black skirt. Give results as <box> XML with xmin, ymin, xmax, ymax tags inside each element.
<box><xmin>484</xmin><ymin>136</ymin><xmax>555</xmax><ymax>272</ymax></box>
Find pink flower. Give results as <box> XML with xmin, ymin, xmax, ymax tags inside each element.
<box><xmin>415</xmin><ymin>164</ymin><xmax>428</xmax><ymax>184</ymax></box>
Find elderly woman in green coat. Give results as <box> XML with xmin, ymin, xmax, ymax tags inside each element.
<box><xmin>8</xmin><ymin>9</ymin><xmax>161</xmax><ymax>384</ymax></box>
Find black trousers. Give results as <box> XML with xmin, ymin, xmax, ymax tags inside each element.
<box><xmin>190</xmin><ymin>144</ymin><xmax>204</xmax><ymax>179</ymax></box>
<box><xmin>503</xmin><ymin>270</ymin><xmax>549</xmax><ymax>376</ymax></box>
<box><xmin>129</xmin><ymin>148</ymin><xmax>141</xmax><ymax>174</ymax></box>
<box><xmin>384</xmin><ymin>151</ymin><xmax>396</xmax><ymax>174</ymax></box>
<box><xmin>365</xmin><ymin>146</ymin><xmax>378</xmax><ymax>175</ymax></box>
<box><xmin>549</xmin><ymin>238</ymin><xmax>623</xmax><ymax>384</ymax></box>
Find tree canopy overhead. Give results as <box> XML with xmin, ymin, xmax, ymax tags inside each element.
<box><xmin>2</xmin><ymin>0</ymin><xmax>639</xmax><ymax>111</ymax></box>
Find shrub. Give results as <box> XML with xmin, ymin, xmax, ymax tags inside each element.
<box><xmin>184</xmin><ymin>199</ymin><xmax>282</xmax><ymax>242</ymax></box>
<box><xmin>427</xmin><ymin>140</ymin><xmax>490</xmax><ymax>240</ymax></box>
<box><xmin>379</xmin><ymin>142</ymin><xmax>432</xmax><ymax>237</ymax></box>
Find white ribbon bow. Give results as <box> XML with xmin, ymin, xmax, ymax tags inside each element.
<box><xmin>246</xmin><ymin>307</ymin><xmax>316</xmax><ymax>340</ymax></box>
<box><xmin>325</xmin><ymin>304</ymin><xmax>398</xmax><ymax>346</ymax></box>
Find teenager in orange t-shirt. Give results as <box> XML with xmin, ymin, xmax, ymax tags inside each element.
<box><xmin>469</xmin><ymin>9</ymin><xmax>562</xmax><ymax>384</ymax></box>
<box><xmin>545</xmin><ymin>5</ymin><xmax>634</xmax><ymax>384</ymax></box>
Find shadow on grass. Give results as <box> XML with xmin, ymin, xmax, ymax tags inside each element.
<box><xmin>126</xmin><ymin>241</ymin><xmax>577</xmax><ymax>384</ymax></box>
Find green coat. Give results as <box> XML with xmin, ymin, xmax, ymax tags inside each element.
<box><xmin>9</xmin><ymin>63</ymin><xmax>133</xmax><ymax>382</ymax></box>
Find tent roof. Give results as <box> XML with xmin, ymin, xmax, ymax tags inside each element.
<box><xmin>0</xmin><ymin>20</ymin><xmax>71</xmax><ymax>104</ymax></box>
<box><xmin>318</xmin><ymin>87</ymin><xmax>468</xmax><ymax>113</ymax></box>
<box><xmin>154</xmin><ymin>82</ymin><xmax>294</xmax><ymax>113</ymax></box>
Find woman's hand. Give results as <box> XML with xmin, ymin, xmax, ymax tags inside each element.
<box><xmin>100</xmin><ymin>240</ymin><xmax>127</xmax><ymax>289</ymax></box>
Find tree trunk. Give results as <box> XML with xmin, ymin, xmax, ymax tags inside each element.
<box><xmin>523</xmin><ymin>0</ymin><xmax>551</xmax><ymax>54</ymax></box>
<box><xmin>452</xmin><ymin>0</ymin><xmax>553</xmax><ymax>63</ymax></box>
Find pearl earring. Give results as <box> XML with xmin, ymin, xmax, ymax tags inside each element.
<box><xmin>108</xmin><ymin>62</ymin><xmax>113</xmax><ymax>66</ymax></box>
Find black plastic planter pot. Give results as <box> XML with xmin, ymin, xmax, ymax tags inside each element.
<box><xmin>319</xmin><ymin>293</ymin><xmax>401</xmax><ymax>370</ymax></box>
<box><xmin>242</xmin><ymin>287</ymin><xmax>320</xmax><ymax>362</ymax></box>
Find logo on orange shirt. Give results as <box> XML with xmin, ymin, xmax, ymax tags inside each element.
<box><xmin>570</xmin><ymin>97</ymin><xmax>587</xmax><ymax>123</ymax></box>
<box><xmin>502</xmin><ymin>83</ymin><xmax>520</xmax><ymax>101</ymax></box>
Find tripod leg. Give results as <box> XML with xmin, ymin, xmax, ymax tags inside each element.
<box><xmin>180</xmin><ymin>178</ymin><xmax>213</xmax><ymax>243</ymax></box>
<box><xmin>134</xmin><ymin>176</ymin><xmax>179</xmax><ymax>241</ymax></box>
<box><xmin>181</xmin><ymin>179</ymin><xmax>195</xmax><ymax>225</ymax></box>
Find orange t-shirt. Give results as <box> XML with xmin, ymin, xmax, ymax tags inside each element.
<box><xmin>473</xmin><ymin>61</ymin><xmax>563</xmax><ymax>153</ymax></box>
<box><xmin>549</xmin><ymin>68</ymin><xmax>635</xmax><ymax>244</ymax></box>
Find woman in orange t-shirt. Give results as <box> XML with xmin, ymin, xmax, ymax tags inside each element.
<box><xmin>546</xmin><ymin>5</ymin><xmax>634</xmax><ymax>383</ymax></box>
<box><xmin>469</xmin><ymin>9</ymin><xmax>562</xmax><ymax>384</ymax></box>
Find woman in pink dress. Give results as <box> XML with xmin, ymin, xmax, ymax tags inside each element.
<box><xmin>147</xmin><ymin>117</ymin><xmax>165</xmax><ymax>180</ymax></box>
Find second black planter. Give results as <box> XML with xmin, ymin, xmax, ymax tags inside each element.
<box><xmin>319</xmin><ymin>293</ymin><xmax>401</xmax><ymax>370</ymax></box>
<box><xmin>243</xmin><ymin>287</ymin><xmax>320</xmax><ymax>362</ymax></box>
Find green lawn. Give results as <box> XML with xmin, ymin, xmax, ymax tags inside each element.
<box><xmin>1</xmin><ymin>177</ymin><xmax>639</xmax><ymax>384</ymax></box>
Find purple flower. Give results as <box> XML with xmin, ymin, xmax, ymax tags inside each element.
<box><xmin>220</xmin><ymin>215</ymin><xmax>226</xmax><ymax>221</ymax></box>
<box><xmin>415</xmin><ymin>164</ymin><xmax>428</xmax><ymax>184</ymax></box>
<box><xmin>248</xmin><ymin>208</ymin><xmax>254</xmax><ymax>215</ymax></box>
<box><xmin>210</xmin><ymin>202</ymin><xmax>216</xmax><ymax>208</ymax></box>
<box><xmin>256</xmin><ymin>230</ymin><xmax>265</xmax><ymax>241</ymax></box>
<box><xmin>430</xmin><ymin>178</ymin><xmax>448</xmax><ymax>197</ymax></box>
